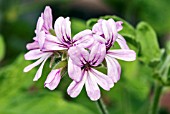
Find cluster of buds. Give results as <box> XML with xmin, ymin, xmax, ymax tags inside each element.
<box><xmin>24</xmin><ymin>6</ymin><xmax>136</xmax><ymax>101</ymax></box>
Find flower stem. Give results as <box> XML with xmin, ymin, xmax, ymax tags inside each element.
<box><xmin>150</xmin><ymin>82</ymin><xmax>163</xmax><ymax>114</ymax></box>
<box><xmin>96</xmin><ymin>98</ymin><xmax>109</xmax><ymax>114</ymax></box>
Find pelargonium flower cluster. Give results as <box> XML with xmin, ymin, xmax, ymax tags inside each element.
<box><xmin>24</xmin><ymin>6</ymin><xmax>136</xmax><ymax>101</ymax></box>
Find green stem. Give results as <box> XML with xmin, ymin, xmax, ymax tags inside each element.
<box><xmin>96</xmin><ymin>98</ymin><xmax>109</xmax><ymax>114</ymax></box>
<box><xmin>150</xmin><ymin>82</ymin><xmax>163</xmax><ymax>114</ymax></box>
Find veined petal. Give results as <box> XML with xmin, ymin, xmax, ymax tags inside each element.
<box><xmin>65</xmin><ymin>17</ymin><xmax>71</xmax><ymax>40</ymax></box>
<box><xmin>105</xmin><ymin>56</ymin><xmax>121</xmax><ymax>83</ymax></box>
<box><xmin>62</xmin><ymin>17</ymin><xmax>71</xmax><ymax>42</ymax></box>
<box><xmin>68</xmin><ymin>58</ymin><xmax>82</xmax><ymax>82</ymax></box>
<box><xmin>33</xmin><ymin>54</ymin><xmax>51</xmax><ymax>81</ymax></box>
<box><xmin>54</xmin><ymin>17</ymin><xmax>65</xmax><ymax>43</ymax></box>
<box><xmin>44</xmin><ymin>69</ymin><xmax>61</xmax><ymax>90</ymax></box>
<box><xmin>89</xmin><ymin>43</ymin><xmax>106</xmax><ymax>66</ymax></box>
<box><xmin>85</xmin><ymin>70</ymin><xmax>100</xmax><ymax>101</ymax></box>
<box><xmin>67</xmin><ymin>70</ymin><xmax>86</xmax><ymax>98</ymax></box>
<box><xmin>26</xmin><ymin>41</ymin><xmax>39</xmax><ymax>50</ymax></box>
<box><xmin>107</xmin><ymin>19</ymin><xmax>117</xmax><ymax>44</ymax></box>
<box><xmin>24</xmin><ymin>49</ymin><xmax>47</xmax><ymax>60</ymax></box>
<box><xmin>68</xmin><ymin>46</ymin><xmax>89</xmax><ymax>67</ymax></box>
<box><xmin>107</xmin><ymin>49</ymin><xmax>136</xmax><ymax>61</ymax></box>
<box><xmin>116</xmin><ymin>34</ymin><xmax>129</xmax><ymax>49</ymax></box>
<box><xmin>23</xmin><ymin>56</ymin><xmax>46</xmax><ymax>72</ymax></box>
<box><xmin>90</xmin><ymin>68</ymin><xmax>113</xmax><ymax>90</ymax></box>
<box><xmin>73</xmin><ymin>29</ymin><xmax>92</xmax><ymax>41</ymax></box>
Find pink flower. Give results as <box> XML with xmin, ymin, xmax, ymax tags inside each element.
<box><xmin>92</xmin><ymin>19</ymin><xmax>136</xmax><ymax>83</ymax></box>
<box><xmin>67</xmin><ymin>44</ymin><xmax>114</xmax><ymax>101</ymax></box>
<box><xmin>24</xmin><ymin>6</ymin><xmax>53</xmax><ymax>81</ymax></box>
<box><xmin>42</xmin><ymin>16</ymin><xmax>94</xmax><ymax>51</ymax></box>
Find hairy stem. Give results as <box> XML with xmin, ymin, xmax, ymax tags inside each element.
<box><xmin>150</xmin><ymin>82</ymin><xmax>163</xmax><ymax>114</ymax></box>
<box><xmin>96</xmin><ymin>98</ymin><xmax>109</xmax><ymax>114</ymax></box>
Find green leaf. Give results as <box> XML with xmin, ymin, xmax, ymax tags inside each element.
<box><xmin>0</xmin><ymin>35</ymin><xmax>5</xmax><ymax>61</ymax></box>
<box><xmin>136</xmin><ymin>22</ymin><xmax>161</xmax><ymax>65</ymax></box>
<box><xmin>71</xmin><ymin>18</ymin><xmax>86</xmax><ymax>36</ymax></box>
<box><xmin>1</xmin><ymin>91</ymin><xmax>95</xmax><ymax>114</ymax></box>
<box><xmin>53</xmin><ymin>59</ymin><xmax>67</xmax><ymax>69</ymax></box>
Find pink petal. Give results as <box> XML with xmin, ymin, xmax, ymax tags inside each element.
<box><xmin>92</xmin><ymin>21</ymin><xmax>103</xmax><ymax>35</ymax></box>
<box><xmin>116</xmin><ymin>34</ymin><xmax>129</xmax><ymax>49</ymax></box>
<box><xmin>108</xmin><ymin>19</ymin><xmax>117</xmax><ymax>33</ymax></box>
<box><xmin>33</xmin><ymin>37</ymin><xmax>38</xmax><ymax>41</ymax></box>
<box><xmin>67</xmin><ymin>70</ymin><xmax>87</xmax><ymax>98</ymax></box>
<box><xmin>107</xmin><ymin>19</ymin><xmax>116</xmax><ymax>41</ymax></box>
<box><xmin>74</xmin><ymin>35</ymin><xmax>94</xmax><ymax>48</ymax></box>
<box><xmin>24</xmin><ymin>49</ymin><xmax>47</xmax><ymax>60</ymax></box>
<box><xmin>116</xmin><ymin>21</ymin><xmax>123</xmax><ymax>31</ymax></box>
<box><xmin>37</xmin><ymin>31</ymin><xmax>45</xmax><ymax>49</ymax></box>
<box><xmin>26</xmin><ymin>41</ymin><xmax>39</xmax><ymax>50</ymax></box>
<box><xmin>44</xmin><ymin>69</ymin><xmax>61</xmax><ymax>90</ymax></box>
<box><xmin>107</xmin><ymin>49</ymin><xmax>136</xmax><ymax>61</ymax></box>
<box><xmin>33</xmin><ymin>54</ymin><xmax>51</xmax><ymax>81</ymax></box>
<box><xmin>24</xmin><ymin>56</ymin><xmax>45</xmax><ymax>72</ymax></box>
<box><xmin>36</xmin><ymin>17</ymin><xmax>44</xmax><ymax>32</ymax></box>
<box><xmin>43</xmin><ymin>6</ymin><xmax>53</xmax><ymax>30</ymax></box>
<box><xmin>105</xmin><ymin>56</ymin><xmax>121</xmax><ymax>83</ymax></box>
<box><xmin>61</xmin><ymin>17</ymin><xmax>71</xmax><ymax>41</ymax></box>
<box><xmin>89</xmin><ymin>43</ymin><xmax>106</xmax><ymax>66</ymax></box>
<box><xmin>54</xmin><ymin>17</ymin><xmax>65</xmax><ymax>42</ymax></box>
<box><xmin>43</xmin><ymin>41</ymin><xmax>67</xmax><ymax>51</ymax></box>
<box><xmin>85</xmin><ymin>71</ymin><xmax>101</xmax><ymax>101</ymax></box>
<box><xmin>46</xmin><ymin>34</ymin><xmax>61</xmax><ymax>44</ymax></box>
<box><xmin>68</xmin><ymin>58</ymin><xmax>82</xmax><ymax>82</ymax></box>
<box><xmin>65</xmin><ymin>17</ymin><xmax>71</xmax><ymax>40</ymax></box>
<box><xmin>73</xmin><ymin>29</ymin><xmax>92</xmax><ymax>41</ymax></box>
<box><xmin>90</xmin><ymin>68</ymin><xmax>114</xmax><ymax>90</ymax></box>
<box><xmin>68</xmin><ymin>46</ymin><xmax>89</xmax><ymax>67</ymax></box>
<box><xmin>102</xmin><ymin>20</ymin><xmax>110</xmax><ymax>41</ymax></box>
<box><xmin>93</xmin><ymin>34</ymin><xmax>106</xmax><ymax>44</ymax></box>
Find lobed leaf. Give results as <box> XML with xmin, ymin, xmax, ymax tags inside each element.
<box><xmin>136</xmin><ymin>22</ymin><xmax>161</xmax><ymax>65</ymax></box>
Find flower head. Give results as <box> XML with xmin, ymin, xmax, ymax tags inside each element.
<box><xmin>67</xmin><ymin>43</ymin><xmax>114</xmax><ymax>101</ymax></box>
<box><xmin>92</xmin><ymin>18</ymin><xmax>136</xmax><ymax>83</ymax></box>
<box><xmin>43</xmin><ymin>17</ymin><xmax>94</xmax><ymax>51</ymax></box>
<box><xmin>24</xmin><ymin>6</ymin><xmax>137</xmax><ymax>101</ymax></box>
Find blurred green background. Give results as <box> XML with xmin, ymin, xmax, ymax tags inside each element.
<box><xmin>0</xmin><ymin>0</ymin><xmax>170</xmax><ymax>114</ymax></box>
